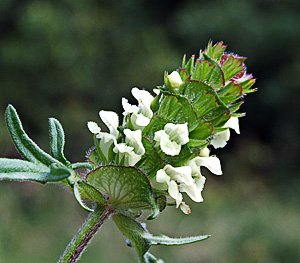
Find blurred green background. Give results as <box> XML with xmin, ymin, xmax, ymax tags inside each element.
<box><xmin>0</xmin><ymin>0</ymin><xmax>300</xmax><ymax>262</ymax></box>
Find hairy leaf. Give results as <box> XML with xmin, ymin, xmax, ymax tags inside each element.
<box><xmin>5</xmin><ymin>105</ymin><xmax>60</xmax><ymax>166</ymax></box>
<box><xmin>49</xmin><ymin>118</ymin><xmax>70</xmax><ymax>167</ymax></box>
<box><xmin>0</xmin><ymin>158</ymin><xmax>70</xmax><ymax>183</ymax></box>
<box><xmin>86</xmin><ymin>165</ymin><xmax>158</xmax><ymax>219</ymax></box>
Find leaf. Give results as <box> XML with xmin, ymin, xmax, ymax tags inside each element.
<box><xmin>189</xmin><ymin>119</ymin><xmax>214</xmax><ymax>141</ymax></box>
<box><xmin>87</xmin><ymin>148</ymin><xmax>102</xmax><ymax>169</ymax></box>
<box><xmin>221</xmin><ymin>55</ymin><xmax>244</xmax><ymax>82</ymax></box>
<box><xmin>238</xmin><ymin>78</ymin><xmax>256</xmax><ymax>93</ymax></box>
<box><xmin>73</xmin><ymin>181</ymin><xmax>107</xmax><ymax>212</ymax></box>
<box><xmin>5</xmin><ymin>105</ymin><xmax>60</xmax><ymax>166</ymax></box>
<box><xmin>113</xmin><ymin>214</ymin><xmax>151</xmax><ymax>262</ymax></box>
<box><xmin>49</xmin><ymin>118</ymin><xmax>70</xmax><ymax>167</ymax></box>
<box><xmin>183</xmin><ymin>81</ymin><xmax>230</xmax><ymax>127</ymax></box>
<box><xmin>192</xmin><ymin>60</ymin><xmax>224</xmax><ymax>90</ymax></box>
<box><xmin>229</xmin><ymin>101</ymin><xmax>244</xmax><ymax>114</ymax></box>
<box><xmin>142</xmin><ymin>115</ymin><xmax>171</xmax><ymax>141</ymax></box>
<box><xmin>135</xmin><ymin>137</ymin><xmax>163</xmax><ymax>180</ymax></box>
<box><xmin>205</xmin><ymin>41</ymin><xmax>227</xmax><ymax>62</ymax></box>
<box><xmin>0</xmin><ymin>158</ymin><xmax>70</xmax><ymax>183</ymax></box>
<box><xmin>157</xmin><ymin>95</ymin><xmax>198</xmax><ymax>128</ymax></box>
<box><xmin>182</xmin><ymin>55</ymin><xmax>195</xmax><ymax>76</ymax></box>
<box><xmin>217</xmin><ymin>82</ymin><xmax>243</xmax><ymax>105</ymax></box>
<box><xmin>86</xmin><ymin>165</ymin><xmax>158</xmax><ymax>219</ymax></box>
<box><xmin>143</xmin><ymin>252</ymin><xmax>163</xmax><ymax>263</ymax></box>
<box><xmin>113</xmin><ymin>214</ymin><xmax>210</xmax><ymax>263</ymax></box>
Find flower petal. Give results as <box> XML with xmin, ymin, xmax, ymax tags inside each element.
<box><xmin>224</xmin><ymin>116</ymin><xmax>240</xmax><ymax>134</ymax></box>
<box><xmin>210</xmin><ymin>129</ymin><xmax>230</xmax><ymax>149</ymax></box>
<box><xmin>164</xmin><ymin>123</ymin><xmax>189</xmax><ymax>145</ymax></box>
<box><xmin>154</xmin><ymin>130</ymin><xmax>181</xmax><ymax>156</ymax></box>
<box><xmin>131</xmin><ymin>87</ymin><xmax>154</xmax><ymax>119</ymax></box>
<box><xmin>179</xmin><ymin>202</ymin><xmax>191</xmax><ymax>214</ymax></box>
<box><xmin>122</xmin><ymin>98</ymin><xmax>139</xmax><ymax>115</ymax></box>
<box><xmin>164</xmin><ymin>165</ymin><xmax>193</xmax><ymax>186</ymax></box>
<box><xmin>99</xmin><ymin>110</ymin><xmax>119</xmax><ymax>138</ymax></box>
<box><xmin>193</xmin><ymin>156</ymin><xmax>222</xmax><ymax>175</ymax></box>
<box><xmin>87</xmin><ymin>121</ymin><xmax>101</xmax><ymax>134</ymax></box>
<box><xmin>124</xmin><ymin>129</ymin><xmax>145</xmax><ymax>155</ymax></box>
<box><xmin>156</xmin><ymin>169</ymin><xmax>170</xmax><ymax>184</ymax></box>
<box><xmin>167</xmin><ymin>180</ymin><xmax>182</xmax><ymax>207</ymax></box>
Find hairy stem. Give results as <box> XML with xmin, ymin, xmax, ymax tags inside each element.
<box><xmin>71</xmin><ymin>162</ymin><xmax>92</xmax><ymax>170</ymax></box>
<box><xmin>58</xmin><ymin>206</ymin><xmax>113</xmax><ymax>263</ymax></box>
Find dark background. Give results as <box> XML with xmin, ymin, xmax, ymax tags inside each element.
<box><xmin>0</xmin><ymin>0</ymin><xmax>299</xmax><ymax>262</ymax></box>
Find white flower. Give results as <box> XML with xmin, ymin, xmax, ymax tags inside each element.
<box><xmin>124</xmin><ymin>129</ymin><xmax>145</xmax><ymax>155</ymax></box>
<box><xmin>87</xmin><ymin>121</ymin><xmax>101</xmax><ymax>134</ymax></box>
<box><xmin>99</xmin><ymin>133</ymin><xmax>117</xmax><ymax>159</ymax></box>
<box><xmin>112</xmin><ymin>128</ymin><xmax>145</xmax><ymax>166</ymax></box>
<box><xmin>164</xmin><ymin>123</ymin><xmax>189</xmax><ymax>145</ymax></box>
<box><xmin>168</xmin><ymin>71</ymin><xmax>183</xmax><ymax>90</ymax></box>
<box><xmin>179</xmin><ymin>176</ymin><xmax>206</xmax><ymax>203</ymax></box>
<box><xmin>155</xmin><ymin>164</ymin><xmax>201</xmax><ymax>214</ymax></box>
<box><xmin>99</xmin><ymin>110</ymin><xmax>119</xmax><ymax>138</ymax></box>
<box><xmin>122</xmin><ymin>88</ymin><xmax>154</xmax><ymax>130</ymax></box>
<box><xmin>188</xmin><ymin>156</ymin><xmax>222</xmax><ymax>176</ymax></box>
<box><xmin>113</xmin><ymin>142</ymin><xmax>142</xmax><ymax>166</ymax></box>
<box><xmin>87</xmin><ymin>111</ymin><xmax>120</xmax><ymax>160</ymax></box>
<box><xmin>154</xmin><ymin>130</ymin><xmax>181</xmax><ymax>156</ymax></box>
<box><xmin>167</xmin><ymin>180</ymin><xmax>183</xmax><ymax>206</ymax></box>
<box><xmin>211</xmin><ymin>117</ymin><xmax>240</xmax><ymax>149</ymax></box>
<box><xmin>153</xmin><ymin>88</ymin><xmax>161</xmax><ymax>95</ymax></box>
<box><xmin>154</xmin><ymin>123</ymin><xmax>189</xmax><ymax>156</ymax></box>
<box><xmin>164</xmin><ymin>164</ymin><xmax>194</xmax><ymax>185</ymax></box>
<box><xmin>179</xmin><ymin>202</ymin><xmax>191</xmax><ymax>214</ymax></box>
<box><xmin>132</xmin><ymin>87</ymin><xmax>154</xmax><ymax>119</ymax></box>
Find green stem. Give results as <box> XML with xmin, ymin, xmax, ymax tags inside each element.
<box><xmin>58</xmin><ymin>206</ymin><xmax>114</xmax><ymax>263</ymax></box>
<box><xmin>71</xmin><ymin>162</ymin><xmax>92</xmax><ymax>170</ymax></box>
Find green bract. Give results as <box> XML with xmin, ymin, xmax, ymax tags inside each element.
<box><xmin>0</xmin><ymin>42</ymin><xmax>256</xmax><ymax>263</ymax></box>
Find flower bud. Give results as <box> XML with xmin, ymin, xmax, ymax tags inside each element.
<box><xmin>167</xmin><ymin>71</ymin><xmax>183</xmax><ymax>90</ymax></box>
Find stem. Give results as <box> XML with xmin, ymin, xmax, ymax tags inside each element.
<box><xmin>71</xmin><ymin>162</ymin><xmax>92</xmax><ymax>170</ymax></box>
<box><xmin>58</xmin><ymin>206</ymin><xmax>114</xmax><ymax>263</ymax></box>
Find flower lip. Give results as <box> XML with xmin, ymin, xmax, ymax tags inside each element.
<box><xmin>99</xmin><ymin>110</ymin><xmax>119</xmax><ymax>138</ymax></box>
<box><xmin>87</xmin><ymin>121</ymin><xmax>101</xmax><ymax>134</ymax></box>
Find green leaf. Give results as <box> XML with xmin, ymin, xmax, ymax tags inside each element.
<box><xmin>182</xmin><ymin>55</ymin><xmax>195</xmax><ymax>75</ymax></box>
<box><xmin>205</xmin><ymin>41</ymin><xmax>227</xmax><ymax>62</ymax></box>
<box><xmin>49</xmin><ymin>163</ymin><xmax>72</xmax><ymax>177</ymax></box>
<box><xmin>189</xmin><ymin>119</ymin><xmax>214</xmax><ymax>141</ymax></box>
<box><xmin>86</xmin><ymin>165</ymin><xmax>158</xmax><ymax>218</ymax></box>
<box><xmin>135</xmin><ymin>137</ymin><xmax>163</xmax><ymax>180</ymax></box>
<box><xmin>5</xmin><ymin>105</ymin><xmax>60</xmax><ymax>166</ymax></box>
<box><xmin>87</xmin><ymin>148</ymin><xmax>102</xmax><ymax>169</ymax></box>
<box><xmin>114</xmin><ymin>214</ymin><xmax>210</xmax><ymax>263</ymax></box>
<box><xmin>221</xmin><ymin>55</ymin><xmax>244</xmax><ymax>82</ymax></box>
<box><xmin>238</xmin><ymin>78</ymin><xmax>257</xmax><ymax>93</ymax></box>
<box><xmin>113</xmin><ymin>214</ymin><xmax>151</xmax><ymax>262</ymax></box>
<box><xmin>143</xmin><ymin>252</ymin><xmax>163</xmax><ymax>263</ymax></box>
<box><xmin>229</xmin><ymin>101</ymin><xmax>244</xmax><ymax>114</ymax></box>
<box><xmin>49</xmin><ymin>118</ymin><xmax>71</xmax><ymax>167</ymax></box>
<box><xmin>191</xmin><ymin>60</ymin><xmax>224</xmax><ymax>90</ymax></box>
<box><xmin>0</xmin><ymin>158</ymin><xmax>70</xmax><ymax>183</ymax></box>
<box><xmin>217</xmin><ymin>82</ymin><xmax>243</xmax><ymax>105</ymax></box>
<box><xmin>183</xmin><ymin>81</ymin><xmax>230</xmax><ymax>127</ymax></box>
<box><xmin>157</xmin><ymin>95</ymin><xmax>198</xmax><ymax>128</ymax></box>
<box><xmin>142</xmin><ymin>115</ymin><xmax>171</xmax><ymax>141</ymax></box>
<box><xmin>73</xmin><ymin>180</ymin><xmax>107</xmax><ymax>212</ymax></box>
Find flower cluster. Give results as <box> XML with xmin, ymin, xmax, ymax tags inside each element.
<box><xmin>87</xmin><ymin>42</ymin><xmax>256</xmax><ymax>214</ymax></box>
